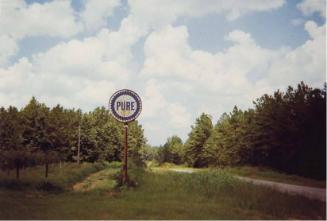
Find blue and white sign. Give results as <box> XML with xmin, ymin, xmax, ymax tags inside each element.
<box><xmin>109</xmin><ymin>89</ymin><xmax>142</xmax><ymax>123</ymax></box>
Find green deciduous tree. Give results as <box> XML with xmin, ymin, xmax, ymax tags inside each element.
<box><xmin>126</xmin><ymin>120</ymin><xmax>147</xmax><ymax>167</ymax></box>
<box><xmin>0</xmin><ymin>106</ymin><xmax>26</xmax><ymax>179</ymax></box>
<box><xmin>0</xmin><ymin>97</ymin><xmax>148</xmax><ymax>177</ymax></box>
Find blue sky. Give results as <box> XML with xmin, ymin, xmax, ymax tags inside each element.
<box><xmin>0</xmin><ymin>0</ymin><xmax>325</xmax><ymax>145</ymax></box>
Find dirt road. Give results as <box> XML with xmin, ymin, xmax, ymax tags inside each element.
<box><xmin>236</xmin><ymin>176</ymin><xmax>326</xmax><ymax>202</ymax></box>
<box><xmin>168</xmin><ymin>168</ymin><xmax>195</xmax><ymax>173</ymax></box>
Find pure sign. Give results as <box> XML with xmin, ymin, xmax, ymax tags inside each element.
<box><xmin>109</xmin><ymin>89</ymin><xmax>142</xmax><ymax>123</ymax></box>
<box><xmin>109</xmin><ymin>89</ymin><xmax>142</xmax><ymax>185</ymax></box>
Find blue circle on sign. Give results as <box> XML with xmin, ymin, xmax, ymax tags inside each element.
<box><xmin>109</xmin><ymin>89</ymin><xmax>142</xmax><ymax>123</ymax></box>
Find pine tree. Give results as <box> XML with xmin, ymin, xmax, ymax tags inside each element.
<box><xmin>184</xmin><ymin>113</ymin><xmax>213</xmax><ymax>167</ymax></box>
<box><xmin>202</xmin><ymin>82</ymin><xmax>325</xmax><ymax>179</ymax></box>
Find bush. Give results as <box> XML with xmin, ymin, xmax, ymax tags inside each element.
<box><xmin>107</xmin><ymin>161</ymin><xmax>122</xmax><ymax>169</ymax></box>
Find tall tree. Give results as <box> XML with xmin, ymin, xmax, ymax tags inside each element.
<box><xmin>202</xmin><ymin>82</ymin><xmax>326</xmax><ymax>179</ymax></box>
<box><xmin>160</xmin><ymin>136</ymin><xmax>184</xmax><ymax>164</ymax></box>
<box><xmin>0</xmin><ymin>106</ymin><xmax>25</xmax><ymax>179</ymax></box>
<box><xmin>22</xmin><ymin>97</ymin><xmax>56</xmax><ymax>178</ymax></box>
<box><xmin>184</xmin><ymin>113</ymin><xmax>213</xmax><ymax>167</ymax></box>
<box><xmin>125</xmin><ymin>120</ymin><xmax>147</xmax><ymax>166</ymax></box>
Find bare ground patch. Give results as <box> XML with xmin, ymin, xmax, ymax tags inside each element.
<box><xmin>73</xmin><ymin>168</ymin><xmax>118</xmax><ymax>192</ymax></box>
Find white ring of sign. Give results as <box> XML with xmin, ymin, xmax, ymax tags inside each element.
<box><xmin>109</xmin><ymin>89</ymin><xmax>142</xmax><ymax>123</ymax></box>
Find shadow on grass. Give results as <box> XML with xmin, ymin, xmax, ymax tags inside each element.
<box><xmin>36</xmin><ymin>182</ymin><xmax>64</xmax><ymax>193</ymax></box>
<box><xmin>0</xmin><ymin>162</ymin><xmax>108</xmax><ymax>193</ymax></box>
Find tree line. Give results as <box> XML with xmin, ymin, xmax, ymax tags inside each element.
<box><xmin>1</xmin><ymin>82</ymin><xmax>325</xmax><ymax>180</ymax></box>
<box><xmin>155</xmin><ymin>82</ymin><xmax>326</xmax><ymax>180</ymax></box>
<box><xmin>0</xmin><ymin>97</ymin><xmax>146</xmax><ymax>179</ymax></box>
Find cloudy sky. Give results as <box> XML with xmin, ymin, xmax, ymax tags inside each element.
<box><xmin>0</xmin><ymin>0</ymin><xmax>325</xmax><ymax>145</ymax></box>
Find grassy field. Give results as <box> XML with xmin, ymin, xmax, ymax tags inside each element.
<box><xmin>0</xmin><ymin>163</ymin><xmax>325</xmax><ymax>219</ymax></box>
<box><xmin>0</xmin><ymin>162</ymin><xmax>107</xmax><ymax>191</ymax></box>
<box><xmin>225</xmin><ymin>166</ymin><xmax>326</xmax><ymax>188</ymax></box>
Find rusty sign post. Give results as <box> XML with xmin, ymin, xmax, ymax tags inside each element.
<box><xmin>109</xmin><ymin>89</ymin><xmax>142</xmax><ymax>185</ymax></box>
<box><xmin>123</xmin><ymin>123</ymin><xmax>128</xmax><ymax>183</ymax></box>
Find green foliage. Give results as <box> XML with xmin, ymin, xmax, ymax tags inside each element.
<box><xmin>139</xmin><ymin>144</ymin><xmax>157</xmax><ymax>162</ymax></box>
<box><xmin>126</xmin><ymin>121</ymin><xmax>147</xmax><ymax>166</ymax></box>
<box><xmin>203</xmin><ymin>107</ymin><xmax>254</xmax><ymax>167</ymax></box>
<box><xmin>155</xmin><ymin>136</ymin><xmax>184</xmax><ymax>165</ymax></box>
<box><xmin>0</xmin><ymin>106</ymin><xmax>24</xmax><ymax>150</ymax></box>
<box><xmin>106</xmin><ymin>161</ymin><xmax>122</xmax><ymax>169</ymax></box>
<box><xmin>0</xmin><ymin>97</ymin><xmax>147</xmax><ymax>176</ymax></box>
<box><xmin>79</xmin><ymin>107</ymin><xmax>122</xmax><ymax>162</ymax></box>
<box><xmin>203</xmin><ymin>82</ymin><xmax>326</xmax><ymax>179</ymax></box>
<box><xmin>0</xmin><ymin>106</ymin><xmax>28</xmax><ymax>178</ymax></box>
<box><xmin>184</xmin><ymin>113</ymin><xmax>213</xmax><ymax>167</ymax></box>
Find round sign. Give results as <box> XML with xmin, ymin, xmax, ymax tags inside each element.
<box><xmin>109</xmin><ymin>89</ymin><xmax>142</xmax><ymax>122</ymax></box>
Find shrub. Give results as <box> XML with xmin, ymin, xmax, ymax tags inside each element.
<box><xmin>107</xmin><ymin>161</ymin><xmax>122</xmax><ymax>169</ymax></box>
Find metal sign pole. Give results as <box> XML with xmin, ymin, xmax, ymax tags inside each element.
<box><xmin>123</xmin><ymin>123</ymin><xmax>129</xmax><ymax>184</ymax></box>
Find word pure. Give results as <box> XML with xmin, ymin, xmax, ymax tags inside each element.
<box><xmin>116</xmin><ymin>101</ymin><xmax>135</xmax><ymax>111</ymax></box>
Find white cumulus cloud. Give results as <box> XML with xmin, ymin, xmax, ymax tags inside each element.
<box><xmin>0</xmin><ymin>35</ymin><xmax>18</xmax><ymax>66</ymax></box>
<box><xmin>81</xmin><ymin>0</ymin><xmax>121</xmax><ymax>32</ymax></box>
<box><xmin>297</xmin><ymin>0</ymin><xmax>326</xmax><ymax>18</ymax></box>
<box><xmin>0</xmin><ymin>0</ymin><xmax>82</xmax><ymax>67</ymax></box>
<box><xmin>128</xmin><ymin>0</ymin><xmax>285</xmax><ymax>30</ymax></box>
<box><xmin>0</xmin><ymin>0</ymin><xmax>81</xmax><ymax>39</ymax></box>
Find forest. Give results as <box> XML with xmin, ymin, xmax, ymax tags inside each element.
<box><xmin>0</xmin><ymin>82</ymin><xmax>326</xmax><ymax>180</ymax></box>
<box><xmin>155</xmin><ymin>82</ymin><xmax>326</xmax><ymax>180</ymax></box>
<box><xmin>0</xmin><ymin>97</ymin><xmax>146</xmax><ymax>179</ymax></box>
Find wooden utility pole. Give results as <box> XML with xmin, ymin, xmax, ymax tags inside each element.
<box><xmin>77</xmin><ymin>123</ymin><xmax>81</xmax><ymax>164</ymax></box>
<box><xmin>122</xmin><ymin>123</ymin><xmax>129</xmax><ymax>184</ymax></box>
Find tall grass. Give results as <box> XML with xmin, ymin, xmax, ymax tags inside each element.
<box><xmin>138</xmin><ymin>170</ymin><xmax>236</xmax><ymax>198</ymax></box>
<box><xmin>129</xmin><ymin>169</ymin><xmax>325</xmax><ymax>219</ymax></box>
<box><xmin>0</xmin><ymin>165</ymin><xmax>324</xmax><ymax>219</ymax></box>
